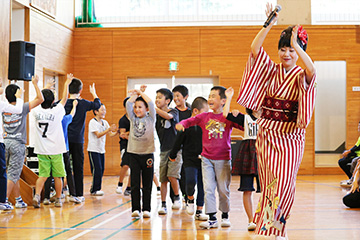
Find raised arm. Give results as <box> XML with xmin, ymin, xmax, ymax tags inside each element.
<box><xmin>251</xmin><ymin>3</ymin><xmax>278</xmax><ymax>58</ymax></box>
<box><xmin>44</xmin><ymin>78</ymin><xmax>56</xmax><ymax>90</ymax></box>
<box><xmin>156</xmin><ymin>108</ymin><xmax>174</xmax><ymax>120</ymax></box>
<box><xmin>291</xmin><ymin>25</ymin><xmax>316</xmax><ymax>84</ymax></box>
<box><xmin>59</xmin><ymin>73</ymin><xmax>73</xmax><ymax>106</ymax></box>
<box><xmin>29</xmin><ymin>75</ymin><xmax>44</xmax><ymax>110</ymax></box>
<box><xmin>69</xmin><ymin>99</ymin><xmax>78</xmax><ymax>117</ymax></box>
<box><xmin>89</xmin><ymin>83</ymin><xmax>99</xmax><ymax>99</ymax></box>
<box><xmin>223</xmin><ymin>87</ymin><xmax>234</xmax><ymax>117</ymax></box>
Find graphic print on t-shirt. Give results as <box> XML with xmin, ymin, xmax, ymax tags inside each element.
<box><xmin>134</xmin><ymin>118</ymin><xmax>146</xmax><ymax>138</ymax></box>
<box><xmin>205</xmin><ymin>119</ymin><xmax>225</xmax><ymax>139</ymax></box>
<box><xmin>247</xmin><ymin>121</ymin><xmax>258</xmax><ymax>137</ymax></box>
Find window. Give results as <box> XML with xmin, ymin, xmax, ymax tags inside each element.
<box><xmin>311</xmin><ymin>0</ymin><xmax>360</xmax><ymax>25</ymax></box>
<box><xmin>76</xmin><ymin>0</ymin><xmax>277</xmax><ymax>27</ymax></box>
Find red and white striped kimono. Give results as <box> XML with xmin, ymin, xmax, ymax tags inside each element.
<box><xmin>237</xmin><ymin>47</ymin><xmax>316</xmax><ymax>237</ymax></box>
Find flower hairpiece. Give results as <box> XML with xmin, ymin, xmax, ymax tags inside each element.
<box><xmin>297</xmin><ymin>26</ymin><xmax>308</xmax><ymax>46</ymax></box>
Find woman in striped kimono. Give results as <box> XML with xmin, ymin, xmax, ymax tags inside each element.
<box><xmin>237</xmin><ymin>4</ymin><xmax>316</xmax><ymax>240</ymax></box>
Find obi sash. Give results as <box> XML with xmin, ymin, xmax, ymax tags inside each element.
<box><xmin>261</xmin><ymin>96</ymin><xmax>298</xmax><ymax>123</ymax></box>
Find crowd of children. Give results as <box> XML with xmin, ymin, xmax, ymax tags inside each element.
<box><xmin>0</xmin><ymin>5</ymin><xmax>324</xmax><ymax>239</ymax></box>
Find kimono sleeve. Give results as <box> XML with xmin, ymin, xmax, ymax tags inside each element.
<box><xmin>237</xmin><ymin>47</ymin><xmax>276</xmax><ymax>110</ymax></box>
<box><xmin>297</xmin><ymin>71</ymin><xmax>317</xmax><ymax>129</ymax></box>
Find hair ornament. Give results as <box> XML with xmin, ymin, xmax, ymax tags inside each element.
<box><xmin>297</xmin><ymin>26</ymin><xmax>308</xmax><ymax>46</ymax></box>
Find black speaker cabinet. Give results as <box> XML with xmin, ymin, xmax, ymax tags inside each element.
<box><xmin>8</xmin><ymin>41</ymin><xmax>36</xmax><ymax>81</ymax></box>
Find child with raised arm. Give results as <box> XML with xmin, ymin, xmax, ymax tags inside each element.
<box><xmin>65</xmin><ymin>79</ymin><xmax>101</xmax><ymax>202</ymax></box>
<box><xmin>169</xmin><ymin>96</ymin><xmax>209</xmax><ymax>221</ymax></box>
<box><xmin>3</xmin><ymin>75</ymin><xmax>43</xmax><ymax>209</ymax></box>
<box><xmin>43</xmin><ymin>97</ymin><xmax>80</xmax><ymax>205</ymax></box>
<box><xmin>223</xmin><ymin>87</ymin><xmax>261</xmax><ymax>231</ymax></box>
<box><xmin>126</xmin><ymin>85</ymin><xmax>156</xmax><ymax>219</ymax></box>
<box><xmin>236</xmin><ymin>4</ymin><xmax>316</xmax><ymax>239</ymax></box>
<box><xmin>87</xmin><ymin>104</ymin><xmax>117</xmax><ymax>196</ymax></box>
<box><xmin>0</xmin><ymin>79</ymin><xmax>24</xmax><ymax>211</ymax></box>
<box><xmin>32</xmin><ymin>74</ymin><xmax>72</xmax><ymax>208</ymax></box>
<box><xmin>155</xmin><ymin>88</ymin><xmax>181</xmax><ymax>215</ymax></box>
<box><xmin>176</xmin><ymin>86</ymin><xmax>243</xmax><ymax>229</ymax></box>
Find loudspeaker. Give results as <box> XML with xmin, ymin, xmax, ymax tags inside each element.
<box><xmin>8</xmin><ymin>41</ymin><xmax>36</xmax><ymax>81</ymax></box>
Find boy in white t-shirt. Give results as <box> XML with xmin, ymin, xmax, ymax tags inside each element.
<box><xmin>32</xmin><ymin>74</ymin><xmax>72</xmax><ymax>208</ymax></box>
<box><xmin>0</xmin><ymin>78</ymin><xmax>24</xmax><ymax>211</ymax></box>
<box><xmin>87</xmin><ymin>104</ymin><xmax>117</xmax><ymax>196</ymax></box>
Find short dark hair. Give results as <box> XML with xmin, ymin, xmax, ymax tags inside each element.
<box><xmin>191</xmin><ymin>96</ymin><xmax>207</xmax><ymax>111</ymax></box>
<box><xmin>278</xmin><ymin>26</ymin><xmax>308</xmax><ymax>51</ymax></box>
<box><xmin>246</xmin><ymin>108</ymin><xmax>253</xmax><ymax>115</ymax></box>
<box><xmin>69</xmin><ymin>78</ymin><xmax>83</xmax><ymax>94</ymax></box>
<box><xmin>172</xmin><ymin>85</ymin><xmax>189</xmax><ymax>98</ymax></box>
<box><xmin>135</xmin><ymin>96</ymin><xmax>148</xmax><ymax>108</ymax></box>
<box><xmin>123</xmin><ymin>97</ymin><xmax>130</xmax><ymax>107</ymax></box>
<box><xmin>210</xmin><ymin>86</ymin><xmax>226</xmax><ymax>99</ymax></box>
<box><xmin>156</xmin><ymin>88</ymin><xmax>173</xmax><ymax>105</ymax></box>
<box><xmin>41</xmin><ymin>89</ymin><xmax>55</xmax><ymax>109</ymax></box>
<box><xmin>5</xmin><ymin>84</ymin><xmax>20</xmax><ymax>103</ymax></box>
<box><xmin>93</xmin><ymin>103</ymin><xmax>104</xmax><ymax>115</ymax></box>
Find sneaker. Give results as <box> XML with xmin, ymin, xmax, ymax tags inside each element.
<box><xmin>186</xmin><ymin>203</ymin><xmax>195</xmax><ymax>215</ymax></box>
<box><xmin>68</xmin><ymin>196</ymin><xmax>81</xmax><ymax>204</ymax></box>
<box><xmin>124</xmin><ymin>189</ymin><xmax>131</xmax><ymax>196</ymax></box>
<box><xmin>221</xmin><ymin>218</ymin><xmax>231</xmax><ymax>227</ymax></box>
<box><xmin>60</xmin><ymin>193</ymin><xmax>65</xmax><ymax>199</ymax></box>
<box><xmin>50</xmin><ymin>190</ymin><xmax>56</xmax><ymax>200</ymax></box>
<box><xmin>143</xmin><ymin>211</ymin><xmax>151</xmax><ymax>218</ymax></box>
<box><xmin>78</xmin><ymin>196</ymin><xmax>85</xmax><ymax>202</ymax></box>
<box><xmin>158</xmin><ymin>206</ymin><xmax>167</xmax><ymax>215</ymax></box>
<box><xmin>131</xmin><ymin>210</ymin><xmax>141</xmax><ymax>218</ymax></box>
<box><xmin>172</xmin><ymin>199</ymin><xmax>182</xmax><ymax>210</ymax></box>
<box><xmin>91</xmin><ymin>190</ymin><xmax>104</xmax><ymax>196</ymax></box>
<box><xmin>199</xmin><ymin>220</ymin><xmax>218</xmax><ymax>229</ymax></box>
<box><xmin>195</xmin><ymin>213</ymin><xmax>208</xmax><ymax>221</ymax></box>
<box><xmin>116</xmin><ymin>186</ymin><xmax>123</xmax><ymax>194</ymax></box>
<box><xmin>340</xmin><ymin>179</ymin><xmax>353</xmax><ymax>188</ymax></box>
<box><xmin>43</xmin><ymin>198</ymin><xmax>51</xmax><ymax>205</ymax></box>
<box><xmin>248</xmin><ymin>222</ymin><xmax>256</xmax><ymax>231</ymax></box>
<box><xmin>54</xmin><ymin>198</ymin><xmax>62</xmax><ymax>207</ymax></box>
<box><xmin>63</xmin><ymin>188</ymin><xmax>69</xmax><ymax>196</ymax></box>
<box><xmin>15</xmin><ymin>200</ymin><xmax>27</xmax><ymax>209</ymax></box>
<box><xmin>33</xmin><ymin>194</ymin><xmax>41</xmax><ymax>208</ymax></box>
<box><xmin>0</xmin><ymin>202</ymin><xmax>14</xmax><ymax>211</ymax></box>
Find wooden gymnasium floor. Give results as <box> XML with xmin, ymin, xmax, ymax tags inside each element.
<box><xmin>0</xmin><ymin>175</ymin><xmax>359</xmax><ymax>240</ymax></box>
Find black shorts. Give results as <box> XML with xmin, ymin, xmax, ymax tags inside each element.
<box><xmin>120</xmin><ymin>149</ymin><xmax>130</xmax><ymax>167</ymax></box>
<box><xmin>238</xmin><ymin>174</ymin><xmax>255</xmax><ymax>192</ymax></box>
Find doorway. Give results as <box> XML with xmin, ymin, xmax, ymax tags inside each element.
<box><xmin>314</xmin><ymin>61</ymin><xmax>346</xmax><ymax>167</ymax></box>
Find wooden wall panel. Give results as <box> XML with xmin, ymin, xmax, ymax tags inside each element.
<box><xmin>201</xmin><ymin>56</ymin><xmax>246</xmax><ymax>78</ymax></box>
<box><xmin>74</xmin><ymin>31</ymin><xmax>113</xmax><ymax>58</ymax></box>
<box><xmin>73</xmin><ymin>57</ymin><xmax>112</xmax><ymax>81</ymax></box>
<box><xmin>113</xmin><ymin>56</ymin><xmax>200</xmax><ymax>79</ymax></box>
<box><xmin>74</xmin><ymin>25</ymin><xmax>360</xmax><ymax>175</ymax></box>
<box><xmin>113</xmin><ymin>29</ymin><xmax>200</xmax><ymax>57</ymax></box>
<box><xmin>0</xmin><ymin>0</ymin><xmax>10</xmax><ymax>83</ymax></box>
